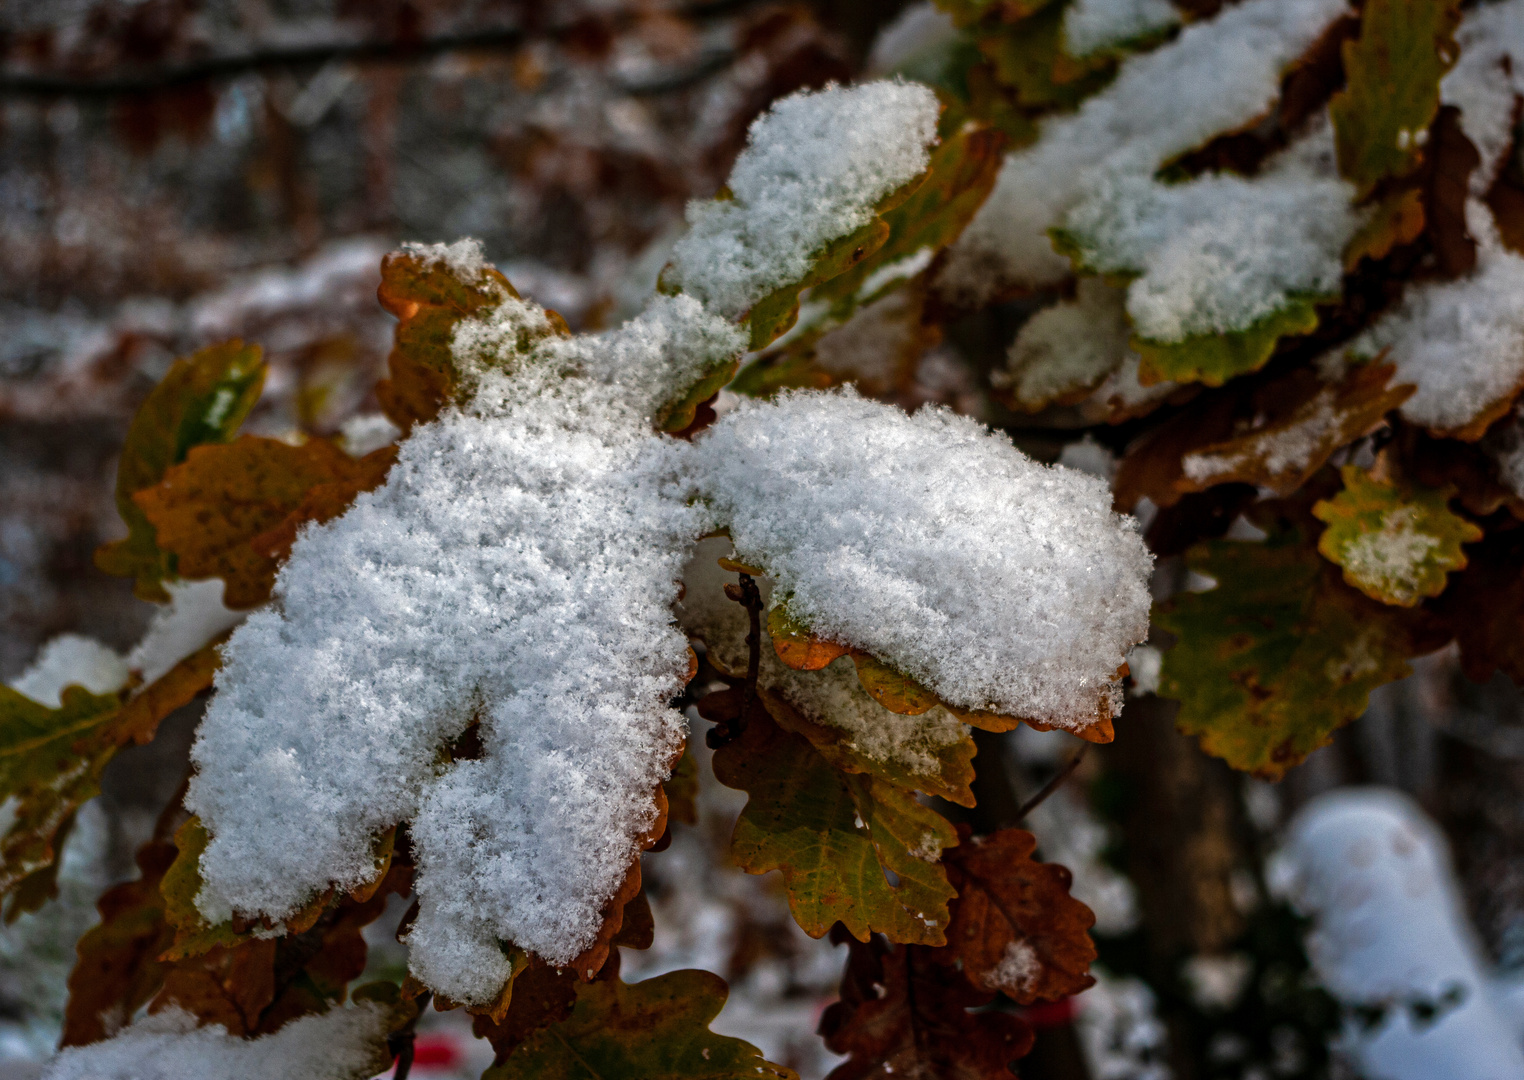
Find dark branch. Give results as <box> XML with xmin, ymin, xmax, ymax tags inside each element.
<box><xmin>708</xmin><ymin>571</ymin><xmax>762</xmax><ymax>749</ymax></box>
<box><xmin>1016</xmin><ymin>746</ymin><xmax>1088</xmax><ymax>822</ymax></box>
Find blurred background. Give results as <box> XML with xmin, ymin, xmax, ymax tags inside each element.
<box><xmin>4</xmin><ymin>2</ymin><xmax>1524</xmax><ymax>1078</ymax></box>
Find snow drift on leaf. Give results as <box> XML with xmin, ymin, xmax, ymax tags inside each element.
<box><xmin>677</xmin><ymin>389</ymin><xmax>1153</xmax><ymax>728</ymax></box>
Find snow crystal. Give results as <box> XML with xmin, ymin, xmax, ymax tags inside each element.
<box><xmin>1443</xmin><ymin>0</ymin><xmax>1524</xmax><ymax>195</ymax></box>
<box><xmin>678</xmin><ymin>389</ymin><xmax>1153</xmax><ymax>728</ymax></box>
<box><xmin>1060</xmin><ymin>122</ymin><xmax>1361</xmax><ymax>343</ymax></box>
<box><xmin>985</xmin><ymin>939</ymin><xmax>1041</xmax><ymax>996</ymax></box>
<box><xmin>188</xmin><ymin>292</ymin><xmax>744</xmax><ymax>1003</ymax></box>
<box><xmin>41</xmin><ymin>1005</ymin><xmax>389</xmax><ymax>1080</ymax></box>
<box><xmin>1001</xmin><ymin>279</ymin><xmax>1132</xmax><ymax>409</ymax></box>
<box><xmin>9</xmin><ymin>635</ymin><xmax>128</xmax><ymax>707</ymax></box>
<box><xmin>678</xmin><ymin>538</ymin><xmax>970</xmax><ymax>783</ymax></box>
<box><xmin>1063</xmin><ymin>0</ymin><xmax>1180</xmax><ymax>58</ymax></box>
<box><xmin>941</xmin><ymin>0</ymin><xmax>1351</xmax><ymax>302</ymax></box>
<box><xmin>126</xmin><ymin>578</ymin><xmax>245</xmax><ymax>687</ymax></box>
<box><xmin>665</xmin><ymin>81</ymin><xmax>940</xmax><ymax>319</ymax></box>
<box><xmin>1353</xmin><ymin>203</ymin><xmax>1524</xmax><ymax>435</ymax></box>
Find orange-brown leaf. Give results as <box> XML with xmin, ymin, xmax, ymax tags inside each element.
<box><xmin>820</xmin><ymin>932</ymin><xmax>1034</xmax><ymax>1080</ymax></box>
<box><xmin>136</xmin><ymin>436</ymin><xmax>395</xmax><ymax>609</ymax></box>
<box><xmin>767</xmin><ymin>606</ymin><xmax>852</xmax><ymax>671</ymax></box>
<box><xmin>941</xmin><ymin>827</ymin><xmax>1097</xmax><ymax>1004</ymax></box>
<box><xmin>851</xmin><ymin>654</ymin><xmax>939</xmax><ymax>715</ymax></box>
<box><xmin>117</xmin><ymin>642</ymin><xmax>222</xmax><ymax>745</ymax></box>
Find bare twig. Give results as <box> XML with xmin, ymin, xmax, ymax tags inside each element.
<box><xmin>388</xmin><ymin>991</ymin><xmax>431</xmax><ymax>1080</ymax></box>
<box><xmin>708</xmin><ymin>572</ymin><xmax>762</xmax><ymax>748</ymax></box>
<box><xmin>1016</xmin><ymin>746</ymin><xmax>1088</xmax><ymax>822</ymax></box>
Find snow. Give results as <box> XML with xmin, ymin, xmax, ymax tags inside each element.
<box><xmin>1281</xmin><ymin>788</ymin><xmax>1524</xmax><ymax>1080</ymax></box>
<box><xmin>126</xmin><ymin>578</ymin><xmax>245</xmax><ymax>688</ymax></box>
<box><xmin>984</xmin><ymin>938</ymin><xmax>1041</xmax><ymax>996</ymax></box>
<box><xmin>1335</xmin><ymin>506</ymin><xmax>1442</xmax><ymax>606</ymax></box>
<box><xmin>338</xmin><ymin>413</ymin><xmax>400</xmax><ymax>457</ymax></box>
<box><xmin>1181</xmin><ymin>385</ymin><xmax>1340</xmax><ymax>483</ymax></box>
<box><xmin>41</xmin><ymin>1005</ymin><xmax>390</xmax><ymax>1080</ymax></box>
<box><xmin>1059</xmin><ymin>121</ymin><xmax>1361</xmax><ymax>343</ymax></box>
<box><xmin>665</xmin><ymin>81</ymin><xmax>941</xmax><ymax>320</ymax></box>
<box><xmin>1443</xmin><ymin>0</ymin><xmax>1524</xmax><ymax>196</ymax></box>
<box><xmin>1063</xmin><ymin>0</ymin><xmax>1180</xmax><ymax>58</ymax></box>
<box><xmin>8</xmin><ymin>636</ymin><xmax>128</xmax><ymax>707</ymax></box>
<box><xmin>679</xmin><ymin>389</ymin><xmax>1153</xmax><ymax>728</ymax></box>
<box><xmin>1001</xmin><ymin>279</ymin><xmax>1132</xmax><ymax>409</ymax></box>
<box><xmin>1058</xmin><ymin>434</ymin><xmax>1119</xmax><ymax>483</ymax></box>
<box><xmin>866</xmin><ymin>4</ymin><xmax>960</xmax><ymax>78</ymax></box>
<box><xmin>401</xmin><ymin>236</ymin><xmax>494</xmax><ymax>284</ymax></box>
<box><xmin>941</xmin><ymin>0</ymin><xmax>1352</xmax><ymax>303</ymax></box>
<box><xmin>1353</xmin><ymin>202</ymin><xmax>1524</xmax><ymax>435</ymax></box>
<box><xmin>1180</xmin><ymin>953</ymin><xmax>1252</xmax><ymax>1010</ymax></box>
<box><xmin>1074</xmin><ymin>966</ymin><xmax>1171</xmax><ymax>1080</ymax></box>
<box><xmin>188</xmin><ymin>292</ymin><xmax>744</xmax><ymax>1003</ymax></box>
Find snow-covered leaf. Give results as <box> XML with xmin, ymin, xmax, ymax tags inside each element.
<box><xmin>95</xmin><ymin>341</ymin><xmax>266</xmax><ymax>602</ymax></box>
<box><xmin>942</xmin><ymin>827</ymin><xmax>1097</xmax><ymax>1003</ymax></box>
<box><xmin>707</xmin><ymin>694</ymin><xmax>957</xmax><ymax>945</ymax></box>
<box><xmin>488</xmin><ymin>967</ymin><xmax>798</xmax><ymax>1080</ymax></box>
<box><xmin>1313</xmin><ymin>464</ymin><xmax>1481</xmax><ymax>606</ymax></box>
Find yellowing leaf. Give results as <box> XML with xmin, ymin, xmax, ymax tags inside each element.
<box><xmin>1174</xmin><ymin>364</ymin><xmax>1414</xmax><ymax>498</ymax></box>
<box><xmin>1331</xmin><ymin>0</ymin><xmax>1461</xmax><ymax>199</ymax></box>
<box><xmin>706</xmin><ymin>694</ymin><xmax>956</xmax><ymax>945</ymax></box>
<box><xmin>488</xmin><ymin>968</ymin><xmax>797</xmax><ymax>1080</ymax></box>
<box><xmin>1132</xmin><ymin>295</ymin><xmax>1324</xmax><ymax>388</ymax></box>
<box><xmin>95</xmin><ymin>341</ymin><xmax>266</xmax><ymax>601</ymax></box>
<box><xmin>761</xmin><ymin>685</ymin><xmax>978</xmax><ymax>808</ymax></box>
<box><xmin>1313</xmin><ymin>464</ymin><xmax>1481</xmax><ymax>606</ymax></box>
<box><xmin>768</xmin><ymin>606</ymin><xmax>852</xmax><ymax>671</ymax></box>
<box><xmin>116</xmin><ymin>642</ymin><xmax>222</xmax><ymax>745</ymax></box>
<box><xmin>1344</xmin><ymin>187</ymin><xmax>1426</xmax><ymax>269</ymax></box>
<box><xmin>663</xmin><ymin>746</ymin><xmax>700</xmax><ymax>827</ymax></box>
<box><xmin>159</xmin><ymin>818</ymin><xmax>263</xmax><ymax>960</ymax></box>
<box><xmin>744</xmin><ymin>219</ymin><xmax>894</xmax><ymax>351</ymax></box>
<box><xmin>135</xmin><ymin>436</ymin><xmax>396</xmax><ymax>609</ymax></box>
<box><xmin>375</xmin><ymin>248</ymin><xmax>566</xmax><ymax>431</ymax></box>
<box><xmin>1156</xmin><ymin>512</ymin><xmax>1441</xmax><ymax>778</ymax></box>
<box><xmin>851</xmin><ymin>654</ymin><xmax>940</xmax><ymax>716</ymax></box>
<box><xmin>941</xmin><ymin>828</ymin><xmax>1097</xmax><ymax>1004</ymax></box>
<box><xmin>0</xmin><ymin>685</ymin><xmax>123</xmax><ymax>910</ymax></box>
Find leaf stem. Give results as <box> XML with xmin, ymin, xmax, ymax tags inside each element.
<box><xmin>1016</xmin><ymin>746</ymin><xmax>1088</xmax><ymax>822</ymax></box>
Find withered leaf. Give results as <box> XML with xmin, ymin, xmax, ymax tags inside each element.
<box><xmin>135</xmin><ymin>436</ymin><xmax>395</xmax><ymax>609</ymax></box>
<box><xmin>1156</xmin><ymin>505</ymin><xmax>1443</xmax><ymax>778</ymax></box>
<box><xmin>941</xmin><ymin>827</ymin><xmax>1097</xmax><ymax>1003</ymax></box>
<box><xmin>768</xmin><ymin>605</ymin><xmax>853</xmax><ymax>671</ymax></box>
<box><xmin>707</xmin><ymin>693</ymin><xmax>956</xmax><ymax>945</ymax></box>
<box><xmin>820</xmin><ymin>932</ymin><xmax>1034</xmax><ymax>1080</ymax></box>
<box><xmin>96</xmin><ymin>341</ymin><xmax>266</xmax><ymax>602</ymax></box>
<box><xmin>1174</xmin><ymin>364</ymin><xmax>1413</xmax><ymax>499</ymax></box>
<box><xmin>1313</xmin><ymin>464</ymin><xmax>1481</xmax><ymax>606</ymax></box>
<box><xmin>489</xmin><ymin>966</ymin><xmax>797</xmax><ymax>1080</ymax></box>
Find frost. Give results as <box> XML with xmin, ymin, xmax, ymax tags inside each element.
<box><xmin>984</xmin><ymin>939</ymin><xmax>1041</xmax><ymax>996</ymax></box>
<box><xmin>1063</xmin><ymin>0</ymin><xmax>1180</xmax><ymax>59</ymax></box>
<box><xmin>9</xmin><ymin>635</ymin><xmax>128</xmax><ymax>707</ymax></box>
<box><xmin>1353</xmin><ymin>203</ymin><xmax>1524</xmax><ymax>435</ymax></box>
<box><xmin>1443</xmin><ymin>0</ymin><xmax>1524</xmax><ymax>195</ymax></box>
<box><xmin>1060</xmin><ymin>121</ymin><xmax>1361</xmax><ymax>343</ymax></box>
<box><xmin>942</xmin><ymin>0</ymin><xmax>1352</xmax><ymax>302</ymax></box>
<box><xmin>188</xmin><ymin>293</ymin><xmax>744</xmax><ymax>1004</ymax></box>
<box><xmin>1000</xmin><ymin>279</ymin><xmax>1133</xmax><ymax>410</ymax></box>
<box><xmin>679</xmin><ymin>390</ymin><xmax>1153</xmax><ymax>727</ymax></box>
<box><xmin>665</xmin><ymin>81</ymin><xmax>940</xmax><ymax>320</ymax></box>
<box><xmin>41</xmin><ymin>1005</ymin><xmax>390</xmax><ymax>1080</ymax></box>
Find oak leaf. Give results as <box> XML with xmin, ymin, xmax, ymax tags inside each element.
<box><xmin>820</xmin><ymin>931</ymin><xmax>1034</xmax><ymax>1080</ymax></box>
<box><xmin>1156</xmin><ymin>506</ymin><xmax>1443</xmax><ymax>777</ymax></box>
<box><xmin>487</xmin><ymin>966</ymin><xmax>797</xmax><ymax>1080</ymax></box>
<box><xmin>472</xmin><ymin>956</ymin><xmax>582</xmax><ymax>1065</ymax></box>
<box><xmin>664</xmin><ymin>747</ymin><xmax>700</xmax><ymax>827</ymax></box>
<box><xmin>1174</xmin><ymin>364</ymin><xmax>1414</xmax><ymax>499</ymax></box>
<box><xmin>1313</xmin><ymin>464</ymin><xmax>1481</xmax><ymax>606</ymax></box>
<box><xmin>95</xmin><ymin>341</ymin><xmax>266</xmax><ymax>601</ymax></box>
<box><xmin>768</xmin><ymin>606</ymin><xmax>853</xmax><ymax>671</ymax></box>
<box><xmin>1330</xmin><ymin>0</ymin><xmax>1461</xmax><ymax>199</ymax></box>
<box><xmin>941</xmin><ymin>827</ymin><xmax>1097</xmax><ymax>1003</ymax></box>
<box><xmin>135</xmin><ymin>435</ymin><xmax>396</xmax><ymax>608</ymax></box>
<box><xmin>706</xmin><ymin>694</ymin><xmax>957</xmax><ymax>945</ymax></box>
<box><xmin>851</xmin><ymin>654</ymin><xmax>940</xmax><ymax>716</ymax></box>
<box><xmin>1131</xmin><ymin>295</ymin><xmax>1324</xmax><ymax>388</ymax></box>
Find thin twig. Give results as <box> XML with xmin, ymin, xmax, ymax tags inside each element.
<box><xmin>389</xmin><ymin>991</ymin><xmax>431</xmax><ymax>1080</ymax></box>
<box><xmin>1015</xmin><ymin>746</ymin><xmax>1088</xmax><ymax>822</ymax></box>
<box><xmin>709</xmin><ymin>572</ymin><xmax>762</xmax><ymax>748</ymax></box>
